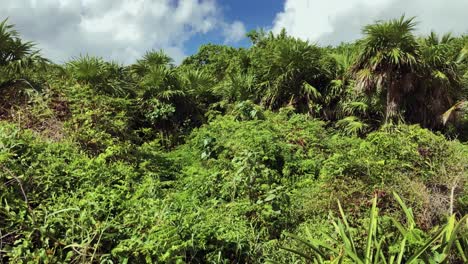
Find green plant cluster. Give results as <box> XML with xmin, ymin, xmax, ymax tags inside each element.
<box><xmin>0</xmin><ymin>16</ymin><xmax>467</xmax><ymax>263</ymax></box>
<box><xmin>280</xmin><ymin>193</ymin><xmax>468</xmax><ymax>264</ymax></box>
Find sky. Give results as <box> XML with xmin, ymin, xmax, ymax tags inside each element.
<box><xmin>1</xmin><ymin>0</ymin><xmax>467</xmax><ymax>64</ymax></box>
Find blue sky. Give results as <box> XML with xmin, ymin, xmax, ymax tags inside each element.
<box><xmin>220</xmin><ymin>0</ymin><xmax>282</xmax><ymax>29</ymax></box>
<box><xmin>1</xmin><ymin>0</ymin><xmax>467</xmax><ymax>64</ymax></box>
<box><xmin>185</xmin><ymin>0</ymin><xmax>283</xmax><ymax>55</ymax></box>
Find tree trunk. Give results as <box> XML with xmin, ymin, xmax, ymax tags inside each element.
<box><xmin>386</xmin><ymin>80</ymin><xmax>401</xmax><ymax>123</ymax></box>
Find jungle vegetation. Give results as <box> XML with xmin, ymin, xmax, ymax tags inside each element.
<box><xmin>0</xmin><ymin>16</ymin><xmax>467</xmax><ymax>263</ymax></box>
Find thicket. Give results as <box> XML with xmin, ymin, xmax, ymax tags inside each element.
<box><xmin>0</xmin><ymin>16</ymin><xmax>467</xmax><ymax>263</ymax></box>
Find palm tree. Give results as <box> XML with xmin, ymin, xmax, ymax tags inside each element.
<box><xmin>352</xmin><ymin>16</ymin><xmax>420</xmax><ymax>123</ymax></box>
<box><xmin>67</xmin><ymin>55</ymin><xmax>106</xmax><ymax>84</ymax></box>
<box><xmin>323</xmin><ymin>45</ymin><xmax>360</xmax><ymax>120</ymax></box>
<box><xmin>132</xmin><ymin>50</ymin><xmax>173</xmax><ymax>76</ymax></box>
<box><xmin>131</xmin><ymin>50</ymin><xmax>182</xmax><ymax>100</ymax></box>
<box><xmin>67</xmin><ymin>55</ymin><xmax>134</xmax><ymax>97</ymax></box>
<box><xmin>132</xmin><ymin>51</ymin><xmax>202</xmax><ymax>142</ymax></box>
<box><xmin>0</xmin><ymin>18</ymin><xmax>48</xmax><ymax>90</ymax></box>
<box><xmin>251</xmin><ymin>29</ymin><xmax>330</xmax><ymax>113</ymax></box>
<box><xmin>138</xmin><ymin>65</ymin><xmax>183</xmax><ymax>101</ymax></box>
<box><xmin>407</xmin><ymin>32</ymin><xmax>466</xmax><ymax>127</ymax></box>
<box><xmin>178</xmin><ymin>67</ymin><xmax>219</xmax><ymax>113</ymax></box>
<box><xmin>178</xmin><ymin>68</ymin><xmax>215</xmax><ymax>101</ymax></box>
<box><xmin>214</xmin><ymin>71</ymin><xmax>256</xmax><ymax>103</ymax></box>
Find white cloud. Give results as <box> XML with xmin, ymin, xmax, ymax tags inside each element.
<box><xmin>0</xmin><ymin>0</ymin><xmax>243</xmax><ymax>64</ymax></box>
<box><xmin>273</xmin><ymin>0</ymin><xmax>468</xmax><ymax>45</ymax></box>
<box><xmin>222</xmin><ymin>20</ymin><xmax>247</xmax><ymax>44</ymax></box>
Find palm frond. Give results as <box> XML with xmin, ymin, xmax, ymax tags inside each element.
<box><xmin>132</xmin><ymin>50</ymin><xmax>173</xmax><ymax>76</ymax></box>
<box><xmin>336</xmin><ymin>116</ymin><xmax>369</xmax><ymax>136</ymax></box>
<box><xmin>441</xmin><ymin>100</ymin><xmax>467</xmax><ymax>125</ymax></box>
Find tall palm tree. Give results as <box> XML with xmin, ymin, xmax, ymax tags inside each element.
<box><xmin>352</xmin><ymin>16</ymin><xmax>420</xmax><ymax>123</ymax></box>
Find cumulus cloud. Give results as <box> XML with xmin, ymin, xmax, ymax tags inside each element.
<box><xmin>0</xmin><ymin>0</ymin><xmax>245</xmax><ymax>64</ymax></box>
<box><xmin>222</xmin><ymin>20</ymin><xmax>247</xmax><ymax>44</ymax></box>
<box><xmin>273</xmin><ymin>0</ymin><xmax>468</xmax><ymax>45</ymax></box>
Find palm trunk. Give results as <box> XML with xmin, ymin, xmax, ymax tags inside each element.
<box><xmin>386</xmin><ymin>80</ymin><xmax>401</xmax><ymax>123</ymax></box>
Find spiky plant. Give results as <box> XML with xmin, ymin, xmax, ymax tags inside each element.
<box><xmin>278</xmin><ymin>193</ymin><xmax>468</xmax><ymax>263</ymax></box>
<box><xmin>66</xmin><ymin>55</ymin><xmax>106</xmax><ymax>84</ymax></box>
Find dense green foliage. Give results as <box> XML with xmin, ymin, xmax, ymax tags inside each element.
<box><xmin>1</xmin><ymin>16</ymin><xmax>467</xmax><ymax>263</ymax></box>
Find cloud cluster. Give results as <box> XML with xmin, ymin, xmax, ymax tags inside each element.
<box><xmin>222</xmin><ymin>21</ymin><xmax>247</xmax><ymax>44</ymax></box>
<box><xmin>1</xmin><ymin>0</ymin><xmax>245</xmax><ymax>64</ymax></box>
<box><xmin>273</xmin><ymin>0</ymin><xmax>468</xmax><ymax>45</ymax></box>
